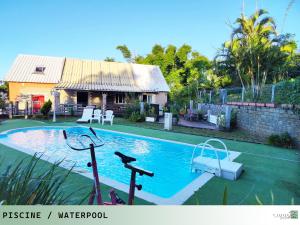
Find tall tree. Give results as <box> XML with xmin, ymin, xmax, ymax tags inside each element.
<box><xmin>215</xmin><ymin>9</ymin><xmax>297</xmax><ymax>97</ymax></box>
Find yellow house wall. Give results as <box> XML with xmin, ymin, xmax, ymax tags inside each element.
<box><xmin>8</xmin><ymin>82</ymin><xmax>56</xmax><ymax>110</ymax></box>
<box><xmin>59</xmin><ymin>89</ymin><xmax>76</xmax><ymax>104</ymax></box>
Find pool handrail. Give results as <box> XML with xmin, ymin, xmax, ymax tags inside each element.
<box><xmin>190</xmin><ymin>138</ymin><xmax>231</xmax><ymax>174</ymax></box>
<box><xmin>203</xmin><ymin>139</ymin><xmax>230</xmax><ymax>161</ymax></box>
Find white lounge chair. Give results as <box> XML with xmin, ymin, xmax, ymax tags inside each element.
<box><xmin>77</xmin><ymin>108</ymin><xmax>94</xmax><ymax>123</ymax></box>
<box><xmin>190</xmin><ymin>139</ymin><xmax>243</xmax><ymax>180</ymax></box>
<box><xmin>90</xmin><ymin>109</ymin><xmax>102</xmax><ymax>124</ymax></box>
<box><xmin>102</xmin><ymin>110</ymin><xmax>114</xmax><ymax>125</ymax></box>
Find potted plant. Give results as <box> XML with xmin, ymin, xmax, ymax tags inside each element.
<box><xmin>145</xmin><ymin>107</ymin><xmax>156</xmax><ymax>122</ymax></box>
<box><xmin>217</xmin><ymin>113</ymin><xmax>226</xmax><ymax>131</ymax></box>
<box><xmin>179</xmin><ymin>108</ymin><xmax>186</xmax><ymax>116</ymax></box>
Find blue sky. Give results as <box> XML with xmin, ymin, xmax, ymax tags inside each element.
<box><xmin>0</xmin><ymin>0</ymin><xmax>299</xmax><ymax>79</ymax></box>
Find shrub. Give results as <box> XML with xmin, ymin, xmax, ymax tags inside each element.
<box><xmin>0</xmin><ymin>98</ymin><xmax>6</xmax><ymax>110</ymax></box>
<box><xmin>197</xmin><ymin>111</ymin><xmax>203</xmax><ymax>120</ymax></box>
<box><xmin>0</xmin><ymin>154</ymin><xmax>85</xmax><ymax>205</ymax></box>
<box><xmin>230</xmin><ymin>109</ymin><xmax>237</xmax><ymax>129</ymax></box>
<box><xmin>268</xmin><ymin>132</ymin><xmax>294</xmax><ymax>148</ymax></box>
<box><xmin>147</xmin><ymin>106</ymin><xmax>156</xmax><ymax>117</ymax></box>
<box><xmin>124</xmin><ymin>102</ymin><xmax>140</xmax><ymax>119</ymax></box>
<box><xmin>128</xmin><ymin>111</ymin><xmax>145</xmax><ymax>122</ymax></box>
<box><xmin>40</xmin><ymin>99</ymin><xmax>52</xmax><ymax>117</ymax></box>
<box><xmin>217</xmin><ymin>114</ymin><xmax>226</xmax><ymax>128</ymax></box>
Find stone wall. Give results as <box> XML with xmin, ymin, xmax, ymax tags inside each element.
<box><xmin>197</xmin><ymin>103</ymin><xmax>300</xmax><ymax>148</ymax></box>
<box><xmin>234</xmin><ymin>106</ymin><xmax>300</xmax><ymax>148</ymax></box>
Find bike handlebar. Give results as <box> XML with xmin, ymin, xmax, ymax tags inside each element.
<box><xmin>115</xmin><ymin>151</ymin><xmax>136</xmax><ymax>164</ymax></box>
<box><xmin>114</xmin><ymin>151</ymin><xmax>154</xmax><ymax>177</ymax></box>
<box><xmin>125</xmin><ymin>164</ymin><xmax>154</xmax><ymax>177</ymax></box>
<box><xmin>63</xmin><ymin>127</ymin><xmax>104</xmax><ymax>151</ymax></box>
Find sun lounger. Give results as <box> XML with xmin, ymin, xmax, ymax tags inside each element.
<box><xmin>77</xmin><ymin>108</ymin><xmax>94</xmax><ymax>123</ymax></box>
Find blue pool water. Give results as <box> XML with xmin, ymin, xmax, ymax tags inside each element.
<box><xmin>0</xmin><ymin>126</ymin><xmax>229</xmax><ymax>199</ymax></box>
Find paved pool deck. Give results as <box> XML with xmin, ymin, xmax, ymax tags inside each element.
<box><xmin>0</xmin><ymin>119</ymin><xmax>299</xmax><ymax>205</ymax></box>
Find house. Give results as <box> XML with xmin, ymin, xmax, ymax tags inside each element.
<box><xmin>5</xmin><ymin>54</ymin><xmax>170</xmax><ymax>114</ymax></box>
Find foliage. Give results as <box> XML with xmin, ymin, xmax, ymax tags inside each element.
<box><xmin>0</xmin><ymin>98</ymin><xmax>6</xmax><ymax>109</ymax></box>
<box><xmin>230</xmin><ymin>109</ymin><xmax>237</xmax><ymax>129</ymax></box>
<box><xmin>128</xmin><ymin>111</ymin><xmax>145</xmax><ymax>122</ymax></box>
<box><xmin>222</xmin><ymin>186</ymin><xmax>228</xmax><ymax>205</ymax></box>
<box><xmin>115</xmin><ymin>44</ymin><xmax>230</xmax><ymax>106</ymax></box>
<box><xmin>146</xmin><ymin>106</ymin><xmax>156</xmax><ymax>117</ymax></box>
<box><xmin>274</xmin><ymin>76</ymin><xmax>300</xmax><ymax>105</ymax></box>
<box><xmin>104</xmin><ymin>57</ymin><xmax>115</xmax><ymax>62</ymax></box>
<box><xmin>267</xmin><ymin>132</ymin><xmax>295</xmax><ymax>148</ymax></box>
<box><xmin>215</xmin><ymin>9</ymin><xmax>298</xmax><ymax>98</ymax></box>
<box><xmin>40</xmin><ymin>100</ymin><xmax>52</xmax><ymax>116</ymax></box>
<box><xmin>124</xmin><ymin>102</ymin><xmax>140</xmax><ymax>119</ymax></box>
<box><xmin>0</xmin><ymin>82</ymin><xmax>8</xmax><ymax>92</ymax></box>
<box><xmin>116</xmin><ymin>45</ymin><xmax>133</xmax><ymax>62</ymax></box>
<box><xmin>0</xmin><ymin>154</ymin><xmax>83</xmax><ymax>205</ymax></box>
<box><xmin>217</xmin><ymin>114</ymin><xmax>226</xmax><ymax>128</ymax></box>
<box><xmin>255</xmin><ymin>190</ymin><xmax>294</xmax><ymax>205</ymax></box>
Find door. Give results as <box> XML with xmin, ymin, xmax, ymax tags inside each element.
<box><xmin>77</xmin><ymin>92</ymin><xmax>89</xmax><ymax>107</ymax></box>
<box><xmin>32</xmin><ymin>95</ymin><xmax>44</xmax><ymax>113</ymax></box>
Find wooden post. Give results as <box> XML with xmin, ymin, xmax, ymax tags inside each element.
<box><xmin>209</xmin><ymin>91</ymin><xmax>212</xmax><ymax>104</ymax></box>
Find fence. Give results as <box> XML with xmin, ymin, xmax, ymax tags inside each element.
<box><xmin>197</xmin><ymin>83</ymin><xmax>300</xmax><ymax>105</ymax></box>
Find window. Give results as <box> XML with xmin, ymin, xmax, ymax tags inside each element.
<box><xmin>115</xmin><ymin>93</ymin><xmax>125</xmax><ymax>104</ymax></box>
<box><xmin>34</xmin><ymin>66</ymin><xmax>46</xmax><ymax>73</ymax></box>
<box><xmin>143</xmin><ymin>94</ymin><xmax>152</xmax><ymax>104</ymax></box>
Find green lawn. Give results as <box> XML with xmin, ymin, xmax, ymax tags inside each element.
<box><xmin>0</xmin><ymin>118</ymin><xmax>299</xmax><ymax>205</ymax></box>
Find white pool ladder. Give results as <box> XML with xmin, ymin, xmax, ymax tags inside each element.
<box><xmin>190</xmin><ymin>138</ymin><xmax>231</xmax><ymax>175</ymax></box>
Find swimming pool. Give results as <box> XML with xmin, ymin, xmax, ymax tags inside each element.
<box><xmin>0</xmin><ymin>126</ymin><xmax>240</xmax><ymax>204</ymax></box>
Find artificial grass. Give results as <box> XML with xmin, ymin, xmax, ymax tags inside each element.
<box><xmin>0</xmin><ymin>119</ymin><xmax>299</xmax><ymax>205</ymax></box>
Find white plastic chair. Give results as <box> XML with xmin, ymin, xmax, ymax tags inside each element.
<box><xmin>102</xmin><ymin>110</ymin><xmax>114</xmax><ymax>125</ymax></box>
<box><xmin>77</xmin><ymin>108</ymin><xmax>94</xmax><ymax>123</ymax></box>
<box><xmin>90</xmin><ymin>109</ymin><xmax>102</xmax><ymax>124</ymax></box>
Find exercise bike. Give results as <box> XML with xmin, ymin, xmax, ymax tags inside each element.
<box><xmin>63</xmin><ymin>127</ymin><xmax>154</xmax><ymax>205</ymax></box>
<box><xmin>114</xmin><ymin>151</ymin><xmax>154</xmax><ymax>205</ymax></box>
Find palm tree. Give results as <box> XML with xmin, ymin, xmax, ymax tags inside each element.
<box><xmin>231</xmin><ymin>9</ymin><xmax>277</xmax><ymax>95</ymax></box>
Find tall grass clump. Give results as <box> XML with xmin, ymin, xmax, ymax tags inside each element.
<box><xmin>0</xmin><ymin>154</ymin><xmax>84</xmax><ymax>205</ymax></box>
